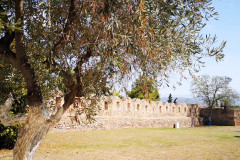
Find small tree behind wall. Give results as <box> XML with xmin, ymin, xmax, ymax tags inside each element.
<box><xmin>128</xmin><ymin>75</ymin><xmax>160</xmax><ymax>101</ymax></box>
<box><xmin>167</xmin><ymin>94</ymin><xmax>173</xmax><ymax>103</ymax></box>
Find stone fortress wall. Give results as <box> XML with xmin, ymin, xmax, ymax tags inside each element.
<box><xmin>199</xmin><ymin>108</ymin><xmax>240</xmax><ymax>126</ymax></box>
<box><xmin>52</xmin><ymin>96</ymin><xmax>199</xmax><ymax>132</ymax></box>
<box><xmin>97</xmin><ymin>96</ymin><xmax>189</xmax><ymax>118</ymax></box>
<box><xmin>52</xmin><ymin>96</ymin><xmax>239</xmax><ymax>132</ymax></box>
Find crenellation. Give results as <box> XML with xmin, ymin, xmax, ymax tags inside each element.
<box><xmin>52</xmin><ymin>96</ymin><xmax>239</xmax><ymax>132</ymax></box>
<box><xmin>50</xmin><ymin>96</ymin><xmax>198</xmax><ymax>132</ymax></box>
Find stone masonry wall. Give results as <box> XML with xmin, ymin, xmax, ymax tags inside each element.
<box><xmin>52</xmin><ymin>97</ymin><xmax>240</xmax><ymax>132</ymax></box>
<box><xmin>52</xmin><ymin>96</ymin><xmax>194</xmax><ymax>132</ymax></box>
<box><xmin>234</xmin><ymin>110</ymin><xmax>240</xmax><ymax>125</ymax></box>
<box><xmin>199</xmin><ymin>108</ymin><xmax>240</xmax><ymax>126</ymax></box>
<box><xmin>97</xmin><ymin>96</ymin><xmax>189</xmax><ymax>118</ymax></box>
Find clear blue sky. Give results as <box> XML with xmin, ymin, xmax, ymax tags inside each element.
<box><xmin>160</xmin><ymin>0</ymin><xmax>240</xmax><ymax>98</ymax></box>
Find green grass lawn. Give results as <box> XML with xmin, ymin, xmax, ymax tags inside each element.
<box><xmin>34</xmin><ymin>126</ymin><xmax>240</xmax><ymax>160</ymax></box>
<box><xmin>1</xmin><ymin>126</ymin><xmax>240</xmax><ymax>160</ymax></box>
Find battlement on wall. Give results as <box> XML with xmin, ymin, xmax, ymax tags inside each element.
<box><xmin>97</xmin><ymin>96</ymin><xmax>189</xmax><ymax>118</ymax></box>
<box><xmin>52</xmin><ymin>96</ymin><xmax>205</xmax><ymax>132</ymax></box>
<box><xmin>56</xmin><ymin>96</ymin><xmax>190</xmax><ymax>118</ymax></box>
<box><xmin>52</xmin><ymin>96</ymin><xmax>239</xmax><ymax>132</ymax></box>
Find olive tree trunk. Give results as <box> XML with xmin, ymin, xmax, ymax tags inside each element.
<box><xmin>0</xmin><ymin>0</ymin><xmax>78</xmax><ymax>159</ymax></box>
<box><xmin>13</xmin><ymin>107</ymin><xmax>46</xmax><ymax>160</ymax></box>
<box><xmin>12</xmin><ymin>106</ymin><xmax>65</xmax><ymax>160</ymax></box>
<box><xmin>0</xmin><ymin>96</ymin><xmax>73</xmax><ymax>160</ymax></box>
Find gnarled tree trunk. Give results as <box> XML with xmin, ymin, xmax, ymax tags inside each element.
<box><xmin>0</xmin><ymin>96</ymin><xmax>68</xmax><ymax>160</ymax></box>
<box><xmin>13</xmin><ymin>106</ymin><xmax>65</xmax><ymax>160</ymax></box>
<box><xmin>0</xmin><ymin>0</ymin><xmax>78</xmax><ymax>159</ymax></box>
<box><xmin>13</xmin><ymin>107</ymin><xmax>49</xmax><ymax>160</ymax></box>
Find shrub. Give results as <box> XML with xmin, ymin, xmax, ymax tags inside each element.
<box><xmin>0</xmin><ymin>123</ymin><xmax>22</xmax><ymax>149</ymax></box>
<box><xmin>0</xmin><ymin>98</ymin><xmax>26</xmax><ymax>149</ymax></box>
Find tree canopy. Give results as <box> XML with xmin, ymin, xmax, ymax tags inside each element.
<box><xmin>128</xmin><ymin>75</ymin><xmax>160</xmax><ymax>101</ymax></box>
<box><xmin>0</xmin><ymin>0</ymin><xmax>226</xmax><ymax>159</ymax></box>
<box><xmin>191</xmin><ymin>75</ymin><xmax>239</xmax><ymax>109</ymax></box>
<box><xmin>0</xmin><ymin>0</ymin><xmax>225</xmax><ymax>105</ymax></box>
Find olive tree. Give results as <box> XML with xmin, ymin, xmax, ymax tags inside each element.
<box><xmin>0</xmin><ymin>0</ymin><xmax>225</xmax><ymax>159</ymax></box>
<box><xmin>191</xmin><ymin>75</ymin><xmax>239</xmax><ymax>109</ymax></box>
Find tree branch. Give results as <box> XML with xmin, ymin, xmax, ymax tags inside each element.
<box><xmin>62</xmin><ymin>77</ymin><xmax>77</xmax><ymax>112</ymax></box>
<box><xmin>0</xmin><ymin>0</ymin><xmax>44</xmax><ymax>106</ymax></box>
<box><xmin>15</xmin><ymin>0</ymin><xmax>24</xmax><ymax>60</ymax></box>
<box><xmin>48</xmin><ymin>47</ymin><xmax>93</xmax><ymax>122</ymax></box>
<box><xmin>75</xmin><ymin>47</ymin><xmax>93</xmax><ymax>97</ymax></box>
<box><xmin>1</xmin><ymin>0</ymin><xmax>43</xmax><ymax>107</ymax></box>
<box><xmin>0</xmin><ymin>96</ymin><xmax>27</xmax><ymax>126</ymax></box>
<box><xmin>48</xmin><ymin>75</ymin><xmax>77</xmax><ymax>124</ymax></box>
<box><xmin>53</xmin><ymin>0</ymin><xmax>78</xmax><ymax>54</ymax></box>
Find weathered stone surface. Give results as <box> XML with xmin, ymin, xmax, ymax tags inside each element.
<box><xmin>51</xmin><ymin>96</ymin><xmax>240</xmax><ymax>132</ymax></box>
<box><xmin>52</xmin><ymin>116</ymin><xmax>192</xmax><ymax>132</ymax></box>
<box><xmin>200</xmin><ymin>108</ymin><xmax>240</xmax><ymax>126</ymax></box>
<box><xmin>51</xmin><ymin>96</ymin><xmax>193</xmax><ymax>132</ymax></box>
<box><xmin>234</xmin><ymin>110</ymin><xmax>240</xmax><ymax>126</ymax></box>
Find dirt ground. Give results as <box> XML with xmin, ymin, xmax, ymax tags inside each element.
<box><xmin>0</xmin><ymin>149</ymin><xmax>12</xmax><ymax>160</ymax></box>
<box><xmin>1</xmin><ymin>126</ymin><xmax>240</xmax><ymax>160</ymax></box>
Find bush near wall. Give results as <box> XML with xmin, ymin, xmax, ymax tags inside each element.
<box><xmin>0</xmin><ymin>123</ymin><xmax>22</xmax><ymax>149</ymax></box>
<box><xmin>0</xmin><ymin>102</ymin><xmax>26</xmax><ymax>149</ymax></box>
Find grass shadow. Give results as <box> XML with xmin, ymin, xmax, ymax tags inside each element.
<box><xmin>234</xmin><ymin>136</ymin><xmax>240</xmax><ymax>138</ymax></box>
